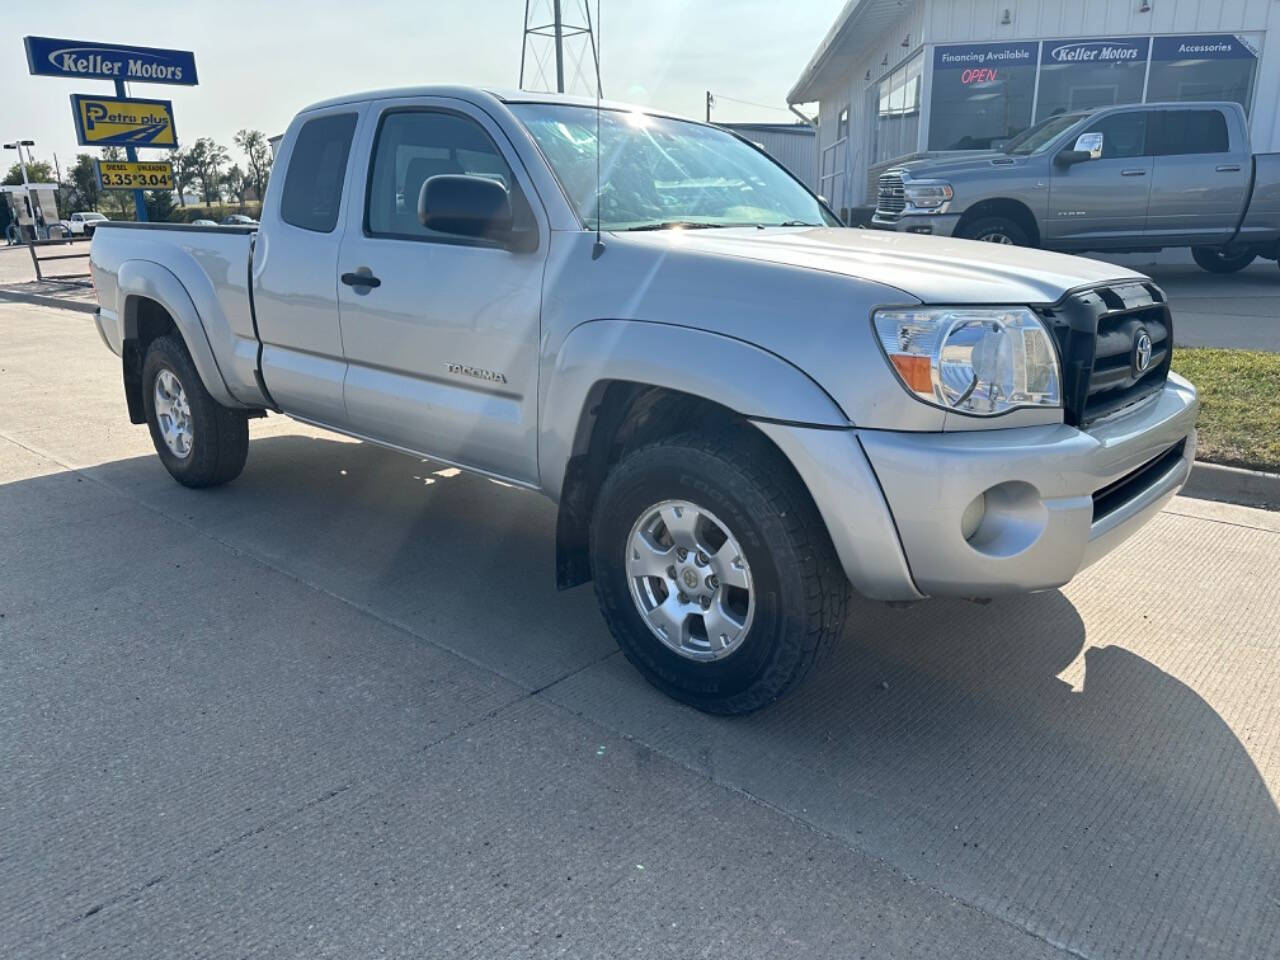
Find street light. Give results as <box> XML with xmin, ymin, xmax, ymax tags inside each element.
<box><xmin>4</xmin><ymin>140</ymin><xmax>36</xmax><ymax>187</ymax></box>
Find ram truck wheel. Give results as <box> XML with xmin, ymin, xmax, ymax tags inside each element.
<box><xmin>590</xmin><ymin>431</ymin><xmax>850</xmax><ymax>715</ymax></box>
<box><xmin>141</xmin><ymin>335</ymin><xmax>249</xmax><ymax>488</ymax></box>
<box><xmin>1191</xmin><ymin>246</ymin><xmax>1257</xmax><ymax>274</ymax></box>
<box><xmin>957</xmin><ymin>216</ymin><xmax>1030</xmax><ymax>246</ymax></box>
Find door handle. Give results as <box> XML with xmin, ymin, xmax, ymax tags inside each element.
<box><xmin>341</xmin><ymin>271</ymin><xmax>381</xmax><ymax>288</ymax></box>
<box><xmin>1121</xmin><ymin>169</ymin><xmax>1146</xmax><ymax>176</ymax></box>
<box><xmin>1216</xmin><ymin>164</ymin><xmax>1241</xmax><ymax>172</ymax></box>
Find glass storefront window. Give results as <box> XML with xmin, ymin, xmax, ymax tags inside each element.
<box><xmin>873</xmin><ymin>54</ymin><xmax>922</xmax><ymax>164</ymax></box>
<box><xmin>1147</xmin><ymin>34</ymin><xmax>1258</xmax><ymax>113</ymax></box>
<box><xmin>927</xmin><ymin>42</ymin><xmax>1037</xmax><ymax>151</ymax></box>
<box><xmin>1035</xmin><ymin>37</ymin><xmax>1149</xmax><ymax>119</ymax></box>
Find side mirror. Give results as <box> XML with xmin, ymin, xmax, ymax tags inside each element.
<box><xmin>1057</xmin><ymin>132</ymin><xmax>1104</xmax><ymax>167</ymax></box>
<box><xmin>418</xmin><ymin>174</ymin><xmax>513</xmax><ymax>242</ymax></box>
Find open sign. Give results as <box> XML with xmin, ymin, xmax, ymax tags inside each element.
<box><xmin>961</xmin><ymin>67</ymin><xmax>999</xmax><ymax>84</ymax></box>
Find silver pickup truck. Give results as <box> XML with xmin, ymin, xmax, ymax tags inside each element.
<box><xmin>91</xmin><ymin>87</ymin><xmax>1198</xmax><ymax>714</ymax></box>
<box><xmin>872</xmin><ymin>101</ymin><xmax>1280</xmax><ymax>274</ymax></box>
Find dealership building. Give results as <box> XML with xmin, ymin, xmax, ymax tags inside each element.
<box><xmin>788</xmin><ymin>0</ymin><xmax>1280</xmax><ymax>222</ymax></box>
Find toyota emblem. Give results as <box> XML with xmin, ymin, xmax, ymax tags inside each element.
<box><xmin>1133</xmin><ymin>329</ymin><xmax>1153</xmax><ymax>375</ymax></box>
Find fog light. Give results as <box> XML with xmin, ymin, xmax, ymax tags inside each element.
<box><xmin>907</xmin><ymin>225</ymin><xmax>933</xmax><ymax>234</ymax></box>
<box><xmin>961</xmin><ymin>492</ymin><xmax>987</xmax><ymax>541</ymax></box>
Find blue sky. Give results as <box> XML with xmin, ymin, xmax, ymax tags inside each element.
<box><xmin>4</xmin><ymin>0</ymin><xmax>840</xmax><ymax>173</ymax></box>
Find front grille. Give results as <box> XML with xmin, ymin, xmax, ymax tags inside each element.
<box><xmin>1035</xmin><ymin>282</ymin><xmax>1173</xmax><ymax>427</ymax></box>
<box><xmin>1092</xmin><ymin>438</ymin><xmax>1186</xmax><ymax>522</ymax></box>
<box><xmin>876</xmin><ymin>173</ymin><xmax>906</xmax><ymax>216</ymax></box>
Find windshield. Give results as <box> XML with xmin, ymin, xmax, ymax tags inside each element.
<box><xmin>1001</xmin><ymin>113</ymin><xmax>1086</xmax><ymax>156</ymax></box>
<box><xmin>511</xmin><ymin>103</ymin><xmax>837</xmax><ymax>231</ymax></box>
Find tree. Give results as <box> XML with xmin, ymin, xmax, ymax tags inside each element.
<box><xmin>221</xmin><ymin>164</ymin><xmax>246</xmax><ymax>207</ymax></box>
<box><xmin>188</xmin><ymin>138</ymin><xmax>229</xmax><ymax>204</ymax></box>
<box><xmin>170</xmin><ymin>147</ymin><xmax>194</xmax><ymax>206</ymax></box>
<box><xmin>97</xmin><ymin>147</ymin><xmax>134</xmax><ymax>219</ymax></box>
<box><xmin>146</xmin><ymin>189</ymin><xmax>176</xmax><ymax>222</ymax></box>
<box><xmin>3</xmin><ymin>158</ymin><xmax>54</xmax><ymax>186</ymax></box>
<box><xmin>68</xmin><ymin>154</ymin><xmax>99</xmax><ymax>212</ymax></box>
<box><xmin>234</xmin><ymin>129</ymin><xmax>272</xmax><ymax>202</ymax></box>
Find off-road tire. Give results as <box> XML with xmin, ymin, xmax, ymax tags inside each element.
<box><xmin>590</xmin><ymin>430</ymin><xmax>850</xmax><ymax>715</ymax></box>
<box><xmin>957</xmin><ymin>216</ymin><xmax>1031</xmax><ymax>246</ymax></box>
<box><xmin>1191</xmin><ymin>246</ymin><xmax>1257</xmax><ymax>274</ymax></box>
<box><xmin>142</xmin><ymin>335</ymin><xmax>249</xmax><ymax>488</ymax></box>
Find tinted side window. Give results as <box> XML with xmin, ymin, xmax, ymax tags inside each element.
<box><xmin>1153</xmin><ymin>110</ymin><xmax>1230</xmax><ymax>156</ymax></box>
<box><xmin>1084</xmin><ymin>112</ymin><xmax>1148</xmax><ymax>160</ymax></box>
<box><xmin>280</xmin><ymin>113</ymin><xmax>357</xmax><ymax>233</ymax></box>
<box><xmin>366</xmin><ymin>110</ymin><xmax>531</xmax><ymax>241</ymax></box>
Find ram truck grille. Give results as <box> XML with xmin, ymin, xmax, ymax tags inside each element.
<box><xmin>875</xmin><ymin>173</ymin><xmax>906</xmax><ymax>217</ymax></box>
<box><xmin>1035</xmin><ymin>282</ymin><xmax>1173</xmax><ymax>427</ymax></box>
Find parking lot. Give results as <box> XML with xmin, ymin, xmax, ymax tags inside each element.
<box><xmin>2</xmin><ymin>297</ymin><xmax>1278</xmax><ymax>958</ymax></box>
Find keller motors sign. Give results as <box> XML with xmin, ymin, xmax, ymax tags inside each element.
<box><xmin>23</xmin><ymin>36</ymin><xmax>198</xmax><ymax>85</ymax></box>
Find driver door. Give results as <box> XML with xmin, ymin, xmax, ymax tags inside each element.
<box><xmin>1047</xmin><ymin>110</ymin><xmax>1153</xmax><ymax>249</ymax></box>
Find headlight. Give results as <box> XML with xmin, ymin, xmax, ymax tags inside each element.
<box><xmin>903</xmin><ymin>180</ymin><xmax>953</xmax><ymax>210</ymax></box>
<box><xmin>873</xmin><ymin>307</ymin><xmax>1061</xmax><ymax>416</ymax></box>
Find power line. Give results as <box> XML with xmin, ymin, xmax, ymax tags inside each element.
<box><xmin>708</xmin><ymin>92</ymin><xmax>795</xmax><ymax>115</ymax></box>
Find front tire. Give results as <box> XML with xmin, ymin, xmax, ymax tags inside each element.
<box><xmin>590</xmin><ymin>431</ymin><xmax>849</xmax><ymax>715</ymax></box>
<box><xmin>141</xmin><ymin>335</ymin><xmax>249</xmax><ymax>488</ymax></box>
<box><xmin>1192</xmin><ymin>245</ymin><xmax>1257</xmax><ymax>274</ymax></box>
<box><xmin>957</xmin><ymin>216</ymin><xmax>1030</xmax><ymax>247</ymax></box>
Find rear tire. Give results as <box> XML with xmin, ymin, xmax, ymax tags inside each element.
<box><xmin>957</xmin><ymin>216</ymin><xmax>1030</xmax><ymax>247</ymax></box>
<box><xmin>141</xmin><ymin>335</ymin><xmax>249</xmax><ymax>488</ymax></box>
<box><xmin>1192</xmin><ymin>245</ymin><xmax>1257</xmax><ymax>274</ymax></box>
<box><xmin>590</xmin><ymin>430</ymin><xmax>850</xmax><ymax>715</ymax></box>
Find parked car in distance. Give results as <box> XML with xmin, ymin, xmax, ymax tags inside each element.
<box><xmin>89</xmin><ymin>86</ymin><xmax>1199</xmax><ymax>714</ymax></box>
<box><xmin>219</xmin><ymin>214</ymin><xmax>258</xmax><ymax>226</ymax></box>
<box><xmin>190</xmin><ymin>219</ymin><xmax>218</xmax><ymax>227</ymax></box>
<box><xmin>872</xmin><ymin>101</ymin><xmax>1280</xmax><ymax>274</ymax></box>
<box><xmin>67</xmin><ymin>211</ymin><xmax>109</xmax><ymax>236</ymax></box>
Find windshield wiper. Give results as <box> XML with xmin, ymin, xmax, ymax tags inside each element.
<box><xmin>773</xmin><ymin>220</ymin><xmax>821</xmax><ymax>227</ymax></box>
<box><xmin>620</xmin><ymin>221</ymin><xmax>731</xmax><ymax>231</ymax></box>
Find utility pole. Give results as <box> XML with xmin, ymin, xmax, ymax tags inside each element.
<box><xmin>706</xmin><ymin>91</ymin><xmax>714</xmax><ymax>122</ymax></box>
<box><xmin>553</xmin><ymin>0</ymin><xmax>565</xmax><ymax>93</ymax></box>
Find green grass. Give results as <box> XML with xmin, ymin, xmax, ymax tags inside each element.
<box><xmin>1172</xmin><ymin>348</ymin><xmax>1280</xmax><ymax>473</ymax></box>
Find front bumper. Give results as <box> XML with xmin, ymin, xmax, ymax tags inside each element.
<box><xmin>757</xmin><ymin>375</ymin><xmax>1198</xmax><ymax>601</ymax></box>
<box><xmin>870</xmin><ymin>212</ymin><xmax>961</xmax><ymax>236</ymax></box>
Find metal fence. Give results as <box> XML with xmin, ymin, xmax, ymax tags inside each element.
<box><xmin>25</xmin><ymin>233</ymin><xmax>92</xmax><ymax>285</ymax></box>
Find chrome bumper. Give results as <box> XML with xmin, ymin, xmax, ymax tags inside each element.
<box><xmin>758</xmin><ymin>375</ymin><xmax>1198</xmax><ymax>601</ymax></box>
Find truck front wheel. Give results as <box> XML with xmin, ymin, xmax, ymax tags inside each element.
<box><xmin>141</xmin><ymin>335</ymin><xmax>249</xmax><ymax>488</ymax></box>
<box><xmin>590</xmin><ymin>431</ymin><xmax>849</xmax><ymax>715</ymax></box>
<box><xmin>957</xmin><ymin>216</ymin><xmax>1030</xmax><ymax>246</ymax></box>
<box><xmin>1191</xmin><ymin>246</ymin><xmax>1257</xmax><ymax>274</ymax></box>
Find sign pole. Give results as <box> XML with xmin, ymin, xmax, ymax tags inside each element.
<box><xmin>114</xmin><ymin>79</ymin><xmax>148</xmax><ymax>222</ymax></box>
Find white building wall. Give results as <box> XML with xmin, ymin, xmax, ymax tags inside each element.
<box><xmin>808</xmin><ymin>0</ymin><xmax>1279</xmax><ymax>213</ymax></box>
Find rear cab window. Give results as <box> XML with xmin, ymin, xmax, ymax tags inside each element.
<box><xmin>280</xmin><ymin>113</ymin><xmax>358</xmax><ymax>233</ymax></box>
<box><xmin>1151</xmin><ymin>109</ymin><xmax>1230</xmax><ymax>156</ymax></box>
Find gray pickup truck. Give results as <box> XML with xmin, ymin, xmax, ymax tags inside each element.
<box><xmin>90</xmin><ymin>87</ymin><xmax>1198</xmax><ymax>714</ymax></box>
<box><xmin>872</xmin><ymin>101</ymin><xmax>1280</xmax><ymax>274</ymax></box>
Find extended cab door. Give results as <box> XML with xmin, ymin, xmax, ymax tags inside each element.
<box><xmin>251</xmin><ymin>106</ymin><xmax>365</xmax><ymax>426</ymax></box>
<box><xmin>1046</xmin><ymin>110</ymin><xmax>1152</xmax><ymax>248</ymax></box>
<box><xmin>1145</xmin><ymin>107</ymin><xmax>1249</xmax><ymax>246</ymax></box>
<box><xmin>335</xmin><ymin>98</ymin><xmax>548</xmax><ymax>484</ymax></box>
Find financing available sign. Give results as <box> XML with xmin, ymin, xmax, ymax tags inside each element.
<box><xmin>71</xmin><ymin>94</ymin><xmax>178</xmax><ymax>148</ymax></box>
<box><xmin>24</xmin><ymin>36</ymin><xmax>197</xmax><ymax>85</ymax></box>
<box><xmin>96</xmin><ymin>160</ymin><xmax>175</xmax><ymax>191</ymax></box>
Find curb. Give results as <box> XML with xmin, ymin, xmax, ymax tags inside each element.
<box><xmin>0</xmin><ymin>289</ymin><xmax>97</xmax><ymax>315</ymax></box>
<box><xmin>1184</xmin><ymin>461</ymin><xmax>1280</xmax><ymax>510</ymax></box>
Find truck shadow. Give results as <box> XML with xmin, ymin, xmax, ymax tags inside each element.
<box><xmin>21</xmin><ymin>432</ymin><xmax>1280</xmax><ymax>958</ymax></box>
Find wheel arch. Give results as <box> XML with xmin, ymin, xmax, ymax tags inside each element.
<box><xmin>956</xmin><ymin>197</ymin><xmax>1042</xmax><ymax>247</ymax></box>
<box><xmin>542</xmin><ymin>320</ymin><xmax>849</xmax><ymax>589</ymax></box>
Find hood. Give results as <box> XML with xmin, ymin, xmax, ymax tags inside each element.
<box><xmin>616</xmin><ymin>227</ymin><xmax>1144</xmax><ymax>305</ymax></box>
<box><xmin>889</xmin><ymin>152</ymin><xmax>1027</xmax><ymax>179</ymax></box>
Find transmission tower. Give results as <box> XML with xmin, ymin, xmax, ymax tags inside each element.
<box><xmin>520</xmin><ymin>0</ymin><xmax>601</xmax><ymax>97</ymax></box>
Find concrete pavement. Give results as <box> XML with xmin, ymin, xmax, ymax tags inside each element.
<box><xmin>2</xmin><ymin>300</ymin><xmax>1278</xmax><ymax>959</ymax></box>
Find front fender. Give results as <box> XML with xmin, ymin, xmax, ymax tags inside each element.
<box><xmin>116</xmin><ymin>259</ymin><xmax>241</xmax><ymax>408</ymax></box>
<box><xmin>539</xmin><ymin>318</ymin><xmax>848</xmax><ymax>499</ymax></box>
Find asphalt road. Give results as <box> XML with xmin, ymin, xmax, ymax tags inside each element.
<box><xmin>2</xmin><ymin>301</ymin><xmax>1278</xmax><ymax>959</ymax></box>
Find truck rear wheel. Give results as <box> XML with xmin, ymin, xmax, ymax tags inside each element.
<box><xmin>141</xmin><ymin>335</ymin><xmax>249</xmax><ymax>488</ymax></box>
<box><xmin>957</xmin><ymin>216</ymin><xmax>1030</xmax><ymax>246</ymax></box>
<box><xmin>589</xmin><ymin>431</ymin><xmax>849</xmax><ymax>715</ymax></box>
<box><xmin>1191</xmin><ymin>245</ymin><xmax>1257</xmax><ymax>274</ymax></box>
